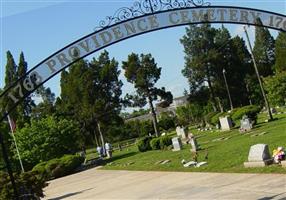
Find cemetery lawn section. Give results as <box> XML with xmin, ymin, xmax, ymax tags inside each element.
<box><xmin>101</xmin><ymin>113</ymin><xmax>286</xmax><ymax>173</ymax></box>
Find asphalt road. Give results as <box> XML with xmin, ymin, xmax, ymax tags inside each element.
<box><xmin>43</xmin><ymin>168</ymin><xmax>286</xmax><ymax>200</ymax></box>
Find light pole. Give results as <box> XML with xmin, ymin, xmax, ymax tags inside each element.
<box><xmin>243</xmin><ymin>26</ymin><xmax>273</xmax><ymax>121</ymax></box>
<box><xmin>222</xmin><ymin>68</ymin><xmax>234</xmax><ymax>110</ymax></box>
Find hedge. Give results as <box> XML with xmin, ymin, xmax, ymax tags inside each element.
<box><xmin>150</xmin><ymin>138</ymin><xmax>161</xmax><ymax>150</ymax></box>
<box><xmin>137</xmin><ymin>137</ymin><xmax>152</xmax><ymax>152</ymax></box>
<box><xmin>159</xmin><ymin>136</ymin><xmax>172</xmax><ymax>150</ymax></box>
<box><xmin>32</xmin><ymin>154</ymin><xmax>84</xmax><ymax>180</ymax></box>
<box><xmin>231</xmin><ymin>105</ymin><xmax>261</xmax><ymax>122</ymax></box>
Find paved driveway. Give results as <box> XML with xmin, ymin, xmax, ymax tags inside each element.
<box><xmin>43</xmin><ymin>168</ymin><xmax>286</xmax><ymax>200</ymax></box>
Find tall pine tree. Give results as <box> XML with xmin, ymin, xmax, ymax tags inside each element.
<box><xmin>274</xmin><ymin>32</ymin><xmax>286</xmax><ymax>73</ymax></box>
<box><xmin>122</xmin><ymin>53</ymin><xmax>172</xmax><ymax>137</ymax></box>
<box><xmin>16</xmin><ymin>52</ymin><xmax>34</xmax><ymax>127</ymax></box>
<box><xmin>3</xmin><ymin>51</ymin><xmax>18</xmax><ymax>119</ymax></box>
<box><xmin>253</xmin><ymin>18</ymin><xmax>275</xmax><ymax>77</ymax></box>
<box><xmin>180</xmin><ymin>24</ymin><xmax>218</xmax><ymax>111</ymax></box>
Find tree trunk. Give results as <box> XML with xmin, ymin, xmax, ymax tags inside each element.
<box><xmin>93</xmin><ymin>129</ymin><xmax>100</xmax><ymax>147</ymax></box>
<box><xmin>216</xmin><ymin>97</ymin><xmax>224</xmax><ymax>113</ymax></box>
<box><xmin>147</xmin><ymin>95</ymin><xmax>159</xmax><ymax>137</ymax></box>
<box><xmin>245</xmin><ymin>83</ymin><xmax>253</xmax><ymax>105</ymax></box>
<box><xmin>207</xmin><ymin>79</ymin><xmax>218</xmax><ymax>112</ymax></box>
<box><xmin>97</xmin><ymin>122</ymin><xmax>105</xmax><ymax>154</ymax></box>
<box><xmin>206</xmin><ymin>64</ymin><xmax>218</xmax><ymax>112</ymax></box>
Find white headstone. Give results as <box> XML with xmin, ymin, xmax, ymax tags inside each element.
<box><xmin>172</xmin><ymin>137</ymin><xmax>182</xmax><ymax>151</ymax></box>
<box><xmin>248</xmin><ymin>144</ymin><xmax>271</xmax><ymax>162</ymax></box>
<box><xmin>176</xmin><ymin>126</ymin><xmax>181</xmax><ymax>136</ymax></box>
<box><xmin>219</xmin><ymin>116</ymin><xmax>233</xmax><ymax>131</ymax></box>
<box><xmin>240</xmin><ymin>118</ymin><xmax>252</xmax><ymax>132</ymax></box>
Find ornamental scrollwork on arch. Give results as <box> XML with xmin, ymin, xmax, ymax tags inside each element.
<box><xmin>94</xmin><ymin>0</ymin><xmax>211</xmax><ymax>31</ymax></box>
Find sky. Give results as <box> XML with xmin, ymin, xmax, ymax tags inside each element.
<box><xmin>1</xmin><ymin>0</ymin><xmax>285</xmax><ymax>110</ymax></box>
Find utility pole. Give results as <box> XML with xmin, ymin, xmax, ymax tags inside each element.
<box><xmin>222</xmin><ymin>68</ymin><xmax>234</xmax><ymax>110</ymax></box>
<box><xmin>243</xmin><ymin>26</ymin><xmax>273</xmax><ymax>121</ymax></box>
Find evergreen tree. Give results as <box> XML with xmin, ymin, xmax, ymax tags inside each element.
<box><xmin>60</xmin><ymin>59</ymin><xmax>91</xmax><ymax>144</ymax></box>
<box><xmin>31</xmin><ymin>86</ymin><xmax>55</xmax><ymax>119</ymax></box>
<box><xmin>213</xmin><ymin>27</ymin><xmax>252</xmax><ymax>109</ymax></box>
<box><xmin>122</xmin><ymin>53</ymin><xmax>172</xmax><ymax>137</ymax></box>
<box><xmin>274</xmin><ymin>32</ymin><xmax>286</xmax><ymax>73</ymax></box>
<box><xmin>3</xmin><ymin>51</ymin><xmax>18</xmax><ymax>119</ymax></box>
<box><xmin>4</xmin><ymin>51</ymin><xmax>17</xmax><ymax>88</ymax></box>
<box><xmin>60</xmin><ymin>51</ymin><xmax>123</xmax><ymax>148</ymax></box>
<box><xmin>180</xmin><ymin>24</ymin><xmax>218</xmax><ymax>111</ymax></box>
<box><xmin>253</xmin><ymin>18</ymin><xmax>275</xmax><ymax>77</ymax></box>
<box><xmin>85</xmin><ymin>51</ymin><xmax>123</xmax><ymax>148</ymax></box>
<box><xmin>16</xmin><ymin>52</ymin><xmax>34</xmax><ymax>127</ymax></box>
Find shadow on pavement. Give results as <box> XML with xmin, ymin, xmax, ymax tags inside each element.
<box><xmin>47</xmin><ymin>188</ymin><xmax>93</xmax><ymax>200</ymax></box>
<box><xmin>257</xmin><ymin>192</ymin><xmax>286</xmax><ymax>200</ymax></box>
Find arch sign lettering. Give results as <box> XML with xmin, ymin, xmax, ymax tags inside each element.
<box><xmin>0</xmin><ymin>0</ymin><xmax>286</xmax><ymax>195</ymax></box>
<box><xmin>1</xmin><ymin>1</ymin><xmax>286</xmax><ymax>121</ymax></box>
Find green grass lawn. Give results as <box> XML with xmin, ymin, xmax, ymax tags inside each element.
<box><xmin>98</xmin><ymin>112</ymin><xmax>286</xmax><ymax>173</ymax></box>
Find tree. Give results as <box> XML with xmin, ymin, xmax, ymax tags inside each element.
<box><xmin>31</xmin><ymin>86</ymin><xmax>56</xmax><ymax>119</ymax></box>
<box><xmin>60</xmin><ymin>59</ymin><xmax>92</xmax><ymax>145</ymax></box>
<box><xmin>60</xmin><ymin>51</ymin><xmax>123</xmax><ymax>149</ymax></box>
<box><xmin>180</xmin><ymin>23</ymin><xmax>218</xmax><ymax>111</ymax></box>
<box><xmin>264</xmin><ymin>72</ymin><xmax>286</xmax><ymax>106</ymax></box>
<box><xmin>13</xmin><ymin>116</ymin><xmax>83</xmax><ymax>170</ymax></box>
<box><xmin>3</xmin><ymin>51</ymin><xmax>18</xmax><ymax>119</ymax></box>
<box><xmin>122</xmin><ymin>53</ymin><xmax>172</xmax><ymax>137</ymax></box>
<box><xmin>4</xmin><ymin>51</ymin><xmax>17</xmax><ymax>88</ymax></box>
<box><xmin>84</xmin><ymin>51</ymin><xmax>123</xmax><ymax>149</ymax></box>
<box><xmin>16</xmin><ymin>52</ymin><xmax>34</xmax><ymax>127</ymax></box>
<box><xmin>212</xmin><ymin>28</ymin><xmax>252</xmax><ymax>109</ymax></box>
<box><xmin>253</xmin><ymin>18</ymin><xmax>275</xmax><ymax>77</ymax></box>
<box><xmin>274</xmin><ymin>32</ymin><xmax>286</xmax><ymax>73</ymax></box>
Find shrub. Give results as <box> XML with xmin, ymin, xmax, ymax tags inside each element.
<box><xmin>14</xmin><ymin>116</ymin><xmax>84</xmax><ymax>170</ymax></box>
<box><xmin>204</xmin><ymin>112</ymin><xmax>219</xmax><ymax>125</ymax></box>
<box><xmin>150</xmin><ymin>138</ymin><xmax>160</xmax><ymax>150</ymax></box>
<box><xmin>0</xmin><ymin>171</ymin><xmax>47</xmax><ymax>200</ymax></box>
<box><xmin>31</xmin><ymin>161</ymin><xmax>48</xmax><ymax>179</ymax></box>
<box><xmin>158</xmin><ymin>113</ymin><xmax>176</xmax><ymax>131</ymax></box>
<box><xmin>231</xmin><ymin>105</ymin><xmax>261</xmax><ymax>122</ymax></box>
<box><xmin>32</xmin><ymin>154</ymin><xmax>84</xmax><ymax>180</ymax></box>
<box><xmin>210</xmin><ymin>112</ymin><xmax>227</xmax><ymax>126</ymax></box>
<box><xmin>159</xmin><ymin>136</ymin><xmax>172</xmax><ymax>150</ymax></box>
<box><xmin>137</xmin><ymin>137</ymin><xmax>152</xmax><ymax>152</ymax></box>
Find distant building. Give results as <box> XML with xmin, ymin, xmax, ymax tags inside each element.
<box><xmin>169</xmin><ymin>95</ymin><xmax>189</xmax><ymax>109</ymax></box>
<box><xmin>125</xmin><ymin>95</ymin><xmax>189</xmax><ymax>122</ymax></box>
<box><xmin>125</xmin><ymin>113</ymin><xmax>152</xmax><ymax>122</ymax></box>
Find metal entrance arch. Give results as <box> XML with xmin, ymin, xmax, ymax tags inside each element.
<box><xmin>0</xmin><ymin>0</ymin><xmax>286</xmax><ymax>198</ymax></box>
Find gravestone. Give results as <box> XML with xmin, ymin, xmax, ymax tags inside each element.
<box><xmin>176</xmin><ymin>126</ymin><xmax>187</xmax><ymax>139</ymax></box>
<box><xmin>180</xmin><ymin>127</ymin><xmax>188</xmax><ymax>139</ymax></box>
<box><xmin>172</xmin><ymin>137</ymin><xmax>182</xmax><ymax>151</ymax></box>
<box><xmin>239</xmin><ymin>115</ymin><xmax>252</xmax><ymax>132</ymax></box>
<box><xmin>176</xmin><ymin>126</ymin><xmax>181</xmax><ymax>136</ymax></box>
<box><xmin>219</xmin><ymin>116</ymin><xmax>233</xmax><ymax>131</ymax></box>
<box><xmin>244</xmin><ymin>144</ymin><xmax>273</xmax><ymax>167</ymax></box>
<box><xmin>190</xmin><ymin>139</ymin><xmax>198</xmax><ymax>152</ymax></box>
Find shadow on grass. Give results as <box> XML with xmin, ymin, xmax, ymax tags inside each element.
<box><xmin>102</xmin><ymin>152</ymin><xmax>138</xmax><ymax>165</ymax></box>
<box><xmin>47</xmin><ymin>188</ymin><xmax>93</xmax><ymax>200</ymax></box>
